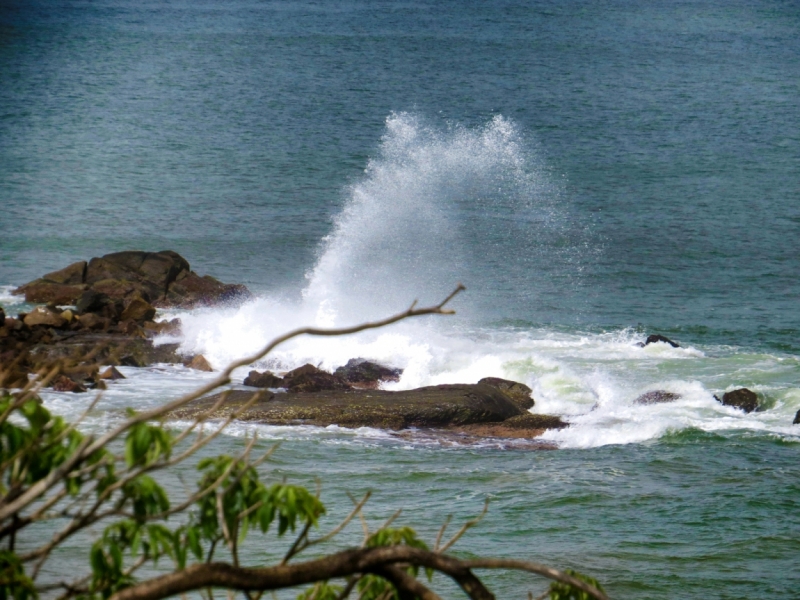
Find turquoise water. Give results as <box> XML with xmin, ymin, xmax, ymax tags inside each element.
<box><xmin>2</xmin><ymin>1</ymin><xmax>800</xmax><ymax>598</ymax></box>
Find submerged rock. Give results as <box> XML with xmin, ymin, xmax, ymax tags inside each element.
<box><xmin>169</xmin><ymin>383</ymin><xmax>525</xmax><ymax>430</ymax></box>
<box><xmin>334</xmin><ymin>358</ymin><xmax>402</xmax><ymax>389</ymax></box>
<box><xmin>642</xmin><ymin>334</ymin><xmax>680</xmax><ymax>348</ymax></box>
<box><xmin>634</xmin><ymin>390</ymin><xmax>681</xmax><ymax>405</ymax></box>
<box><xmin>478</xmin><ymin>377</ymin><xmax>535</xmax><ymax>410</ymax></box>
<box><xmin>717</xmin><ymin>388</ymin><xmax>759</xmax><ymax>413</ymax></box>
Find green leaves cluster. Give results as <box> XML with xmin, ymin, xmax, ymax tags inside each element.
<box><xmin>549</xmin><ymin>569</ymin><xmax>606</xmax><ymax>600</ymax></box>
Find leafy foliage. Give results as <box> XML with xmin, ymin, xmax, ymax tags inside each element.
<box><xmin>549</xmin><ymin>569</ymin><xmax>606</xmax><ymax>600</ymax></box>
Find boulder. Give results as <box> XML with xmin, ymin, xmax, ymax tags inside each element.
<box><xmin>285</xmin><ymin>367</ymin><xmax>351</xmax><ymax>393</ymax></box>
<box><xmin>0</xmin><ymin>307</ymin><xmax>5</xmax><ymax>322</ymax></box>
<box><xmin>23</xmin><ymin>306</ymin><xmax>66</xmax><ymax>328</ymax></box>
<box><xmin>42</xmin><ymin>261</ymin><xmax>87</xmax><ymax>285</ymax></box>
<box><xmin>643</xmin><ymin>334</ymin><xmax>680</xmax><ymax>348</ymax></box>
<box><xmin>161</xmin><ymin>271</ymin><xmax>251</xmax><ymax>308</ymax></box>
<box><xmin>77</xmin><ymin>313</ymin><xmax>112</xmax><ymax>331</ymax></box>
<box><xmin>143</xmin><ymin>318</ymin><xmax>181</xmax><ymax>336</ymax></box>
<box><xmin>168</xmin><ymin>383</ymin><xmax>525</xmax><ymax>429</ymax></box>
<box><xmin>243</xmin><ymin>370</ymin><xmax>285</xmax><ymax>388</ymax></box>
<box><xmin>120</xmin><ymin>297</ymin><xmax>156</xmax><ymax>322</ymax></box>
<box><xmin>794</xmin><ymin>409</ymin><xmax>800</xmax><ymax>425</ymax></box>
<box><xmin>334</xmin><ymin>358</ymin><xmax>402</xmax><ymax>389</ymax></box>
<box><xmin>76</xmin><ymin>290</ymin><xmax>112</xmax><ymax>314</ymax></box>
<box><xmin>478</xmin><ymin>377</ymin><xmax>535</xmax><ymax>410</ymax></box>
<box><xmin>634</xmin><ymin>390</ymin><xmax>681</xmax><ymax>405</ymax></box>
<box><xmin>51</xmin><ymin>374</ymin><xmax>86</xmax><ymax>393</ymax></box>
<box><xmin>99</xmin><ymin>366</ymin><xmax>126</xmax><ymax>380</ymax></box>
<box><xmin>185</xmin><ymin>355</ymin><xmax>213</xmax><ymax>372</ymax></box>
<box><xmin>717</xmin><ymin>388</ymin><xmax>759</xmax><ymax>413</ymax></box>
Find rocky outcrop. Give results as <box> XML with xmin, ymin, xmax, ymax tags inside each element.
<box><xmin>634</xmin><ymin>390</ymin><xmax>681</xmax><ymax>405</ymax></box>
<box><xmin>184</xmin><ymin>355</ymin><xmax>213</xmax><ymax>372</ymax></box>
<box><xmin>334</xmin><ymin>359</ymin><xmax>402</xmax><ymax>389</ymax></box>
<box><xmin>283</xmin><ymin>364</ymin><xmax>350</xmax><ymax>393</ymax></box>
<box><xmin>478</xmin><ymin>377</ymin><xmax>534</xmax><ymax>410</ymax></box>
<box><xmin>794</xmin><ymin>409</ymin><xmax>800</xmax><ymax>425</ymax></box>
<box><xmin>716</xmin><ymin>388</ymin><xmax>759</xmax><ymax>413</ymax></box>
<box><xmin>12</xmin><ymin>250</ymin><xmax>250</xmax><ymax>309</ymax></box>
<box><xmin>243</xmin><ymin>370</ymin><xmax>285</xmax><ymax>388</ymax></box>
<box><xmin>169</xmin><ymin>383</ymin><xmax>530</xmax><ymax>430</ymax></box>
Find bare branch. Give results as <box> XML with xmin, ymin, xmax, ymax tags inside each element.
<box><xmin>437</xmin><ymin>500</ymin><xmax>488</xmax><ymax>554</ymax></box>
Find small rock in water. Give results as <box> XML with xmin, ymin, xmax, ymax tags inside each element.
<box><xmin>334</xmin><ymin>358</ymin><xmax>402</xmax><ymax>389</ymax></box>
<box><xmin>243</xmin><ymin>370</ymin><xmax>285</xmax><ymax>388</ymax></box>
<box><xmin>794</xmin><ymin>409</ymin><xmax>800</xmax><ymax>425</ymax></box>
<box><xmin>634</xmin><ymin>390</ymin><xmax>681</xmax><ymax>405</ymax></box>
<box><xmin>478</xmin><ymin>377</ymin><xmax>535</xmax><ymax>410</ymax></box>
<box><xmin>99</xmin><ymin>366</ymin><xmax>126</xmax><ymax>380</ymax></box>
<box><xmin>717</xmin><ymin>388</ymin><xmax>759</xmax><ymax>413</ymax></box>
<box><xmin>643</xmin><ymin>334</ymin><xmax>680</xmax><ymax>348</ymax></box>
<box><xmin>283</xmin><ymin>364</ymin><xmax>350</xmax><ymax>393</ymax></box>
<box><xmin>185</xmin><ymin>355</ymin><xmax>213</xmax><ymax>372</ymax></box>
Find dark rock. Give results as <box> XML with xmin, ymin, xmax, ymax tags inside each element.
<box><xmin>52</xmin><ymin>374</ymin><xmax>86</xmax><ymax>393</ymax></box>
<box><xmin>143</xmin><ymin>318</ymin><xmax>181</xmax><ymax>336</ymax></box>
<box><xmin>718</xmin><ymin>388</ymin><xmax>759</xmax><ymax>413</ymax></box>
<box><xmin>120</xmin><ymin>297</ymin><xmax>156</xmax><ymax>322</ymax></box>
<box><xmin>99</xmin><ymin>366</ymin><xmax>126</xmax><ymax>380</ymax></box>
<box><xmin>478</xmin><ymin>377</ymin><xmax>535</xmax><ymax>410</ymax></box>
<box><xmin>286</xmin><ymin>370</ymin><xmax>351</xmax><ymax>393</ymax></box>
<box><xmin>76</xmin><ymin>290</ymin><xmax>112</xmax><ymax>314</ymax></box>
<box><xmin>4</xmin><ymin>318</ymin><xmax>23</xmax><ymax>331</ymax></box>
<box><xmin>169</xmin><ymin>382</ymin><xmax>525</xmax><ymax>429</ymax></box>
<box><xmin>29</xmin><ymin>335</ymin><xmax>181</xmax><ymax>369</ymax></box>
<box><xmin>161</xmin><ymin>271</ymin><xmax>251</xmax><ymax>308</ymax></box>
<box><xmin>634</xmin><ymin>390</ymin><xmax>682</xmax><ymax>405</ymax></box>
<box><xmin>284</xmin><ymin>363</ymin><xmax>323</xmax><ymax>379</ymax></box>
<box><xmin>243</xmin><ymin>370</ymin><xmax>285</xmax><ymax>388</ymax></box>
<box><xmin>451</xmin><ymin>413</ymin><xmax>568</xmax><ymax>439</ymax></box>
<box><xmin>77</xmin><ymin>313</ymin><xmax>112</xmax><ymax>331</ymax></box>
<box><xmin>23</xmin><ymin>306</ymin><xmax>66</xmax><ymax>328</ymax></box>
<box><xmin>0</xmin><ymin>307</ymin><xmax>5</xmax><ymax>322</ymax></box>
<box><xmin>794</xmin><ymin>409</ymin><xmax>800</xmax><ymax>425</ymax></box>
<box><xmin>184</xmin><ymin>355</ymin><xmax>213</xmax><ymax>372</ymax></box>
<box><xmin>644</xmin><ymin>334</ymin><xmax>680</xmax><ymax>348</ymax></box>
<box><xmin>334</xmin><ymin>358</ymin><xmax>402</xmax><ymax>389</ymax></box>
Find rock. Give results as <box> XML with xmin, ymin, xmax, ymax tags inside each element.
<box><xmin>14</xmin><ymin>250</ymin><xmax>249</xmax><ymax>309</ymax></box>
<box><xmin>23</xmin><ymin>306</ymin><xmax>66</xmax><ymax>328</ymax></box>
<box><xmin>243</xmin><ymin>370</ymin><xmax>285</xmax><ymax>388</ymax></box>
<box><xmin>76</xmin><ymin>290</ymin><xmax>112</xmax><ymax>314</ymax></box>
<box><xmin>334</xmin><ymin>358</ymin><xmax>402</xmax><ymax>389</ymax></box>
<box><xmin>450</xmin><ymin>413</ymin><xmax>568</xmax><ymax>439</ymax></box>
<box><xmin>52</xmin><ymin>374</ymin><xmax>87</xmax><ymax>393</ymax></box>
<box><xmin>4</xmin><ymin>318</ymin><xmax>23</xmax><ymax>331</ymax></box>
<box><xmin>13</xmin><ymin>282</ymin><xmax>86</xmax><ymax>305</ymax></box>
<box><xmin>634</xmin><ymin>390</ymin><xmax>681</xmax><ymax>405</ymax></box>
<box><xmin>718</xmin><ymin>388</ymin><xmax>759</xmax><ymax>413</ymax></box>
<box><xmin>169</xmin><ymin>382</ymin><xmax>525</xmax><ymax>430</ymax></box>
<box><xmin>478</xmin><ymin>377</ymin><xmax>535</xmax><ymax>410</ymax></box>
<box><xmin>1</xmin><ymin>367</ymin><xmax>29</xmax><ymax>389</ymax></box>
<box><xmin>185</xmin><ymin>355</ymin><xmax>213</xmax><ymax>372</ymax></box>
<box><xmin>285</xmin><ymin>368</ymin><xmax>351</xmax><ymax>393</ymax></box>
<box><xmin>644</xmin><ymin>334</ymin><xmax>680</xmax><ymax>348</ymax></box>
<box><xmin>120</xmin><ymin>297</ymin><xmax>156</xmax><ymax>322</ymax></box>
<box><xmin>99</xmin><ymin>366</ymin><xmax>126</xmax><ymax>380</ymax></box>
<box><xmin>794</xmin><ymin>409</ymin><xmax>800</xmax><ymax>425</ymax></box>
<box><xmin>143</xmin><ymin>318</ymin><xmax>181</xmax><ymax>336</ymax></box>
<box><xmin>29</xmin><ymin>334</ymin><xmax>181</xmax><ymax>369</ymax></box>
<box><xmin>161</xmin><ymin>271</ymin><xmax>251</xmax><ymax>308</ymax></box>
<box><xmin>60</xmin><ymin>309</ymin><xmax>74</xmax><ymax>323</ymax></box>
<box><xmin>0</xmin><ymin>307</ymin><xmax>5</xmax><ymax>322</ymax></box>
<box><xmin>77</xmin><ymin>313</ymin><xmax>112</xmax><ymax>331</ymax></box>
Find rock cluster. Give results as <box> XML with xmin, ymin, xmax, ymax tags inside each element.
<box><xmin>243</xmin><ymin>360</ymin><xmax>403</xmax><ymax>393</ymax></box>
<box><xmin>1</xmin><ymin>250</ymin><xmax>246</xmax><ymax>392</ymax></box>
<box><xmin>12</xmin><ymin>250</ymin><xmax>250</xmax><ymax>309</ymax></box>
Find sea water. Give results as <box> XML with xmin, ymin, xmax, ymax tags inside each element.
<box><xmin>1</xmin><ymin>1</ymin><xmax>799</xmax><ymax>598</ymax></box>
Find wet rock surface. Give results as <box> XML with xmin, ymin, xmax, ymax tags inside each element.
<box><xmin>634</xmin><ymin>390</ymin><xmax>682</xmax><ymax>405</ymax></box>
<box><xmin>333</xmin><ymin>358</ymin><xmax>402</xmax><ymax>389</ymax></box>
<box><xmin>477</xmin><ymin>377</ymin><xmax>535</xmax><ymax>410</ymax></box>
<box><xmin>717</xmin><ymin>388</ymin><xmax>759</xmax><ymax>413</ymax></box>
<box><xmin>168</xmin><ymin>383</ymin><xmax>554</xmax><ymax>431</ymax></box>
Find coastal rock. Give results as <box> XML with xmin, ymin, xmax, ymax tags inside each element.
<box><xmin>13</xmin><ymin>250</ymin><xmax>249</xmax><ymax>309</ymax></box>
<box><xmin>77</xmin><ymin>313</ymin><xmax>112</xmax><ymax>331</ymax></box>
<box><xmin>120</xmin><ymin>296</ymin><xmax>156</xmax><ymax>322</ymax></box>
<box><xmin>23</xmin><ymin>306</ymin><xmax>66</xmax><ymax>328</ymax></box>
<box><xmin>185</xmin><ymin>355</ymin><xmax>213</xmax><ymax>372</ymax></box>
<box><xmin>76</xmin><ymin>290</ymin><xmax>111</xmax><ymax>314</ymax></box>
<box><xmin>478</xmin><ymin>377</ymin><xmax>535</xmax><ymax>410</ymax></box>
<box><xmin>334</xmin><ymin>358</ymin><xmax>402</xmax><ymax>389</ymax></box>
<box><xmin>99</xmin><ymin>366</ymin><xmax>126</xmax><ymax>380</ymax></box>
<box><xmin>169</xmin><ymin>383</ymin><xmax>525</xmax><ymax>430</ymax></box>
<box><xmin>283</xmin><ymin>364</ymin><xmax>350</xmax><ymax>393</ymax></box>
<box><xmin>243</xmin><ymin>370</ymin><xmax>285</xmax><ymax>388</ymax></box>
<box><xmin>450</xmin><ymin>413</ymin><xmax>568</xmax><ymax>439</ymax></box>
<box><xmin>718</xmin><ymin>388</ymin><xmax>759</xmax><ymax>413</ymax></box>
<box><xmin>52</xmin><ymin>374</ymin><xmax>87</xmax><ymax>393</ymax></box>
<box><xmin>634</xmin><ymin>390</ymin><xmax>681</xmax><ymax>405</ymax></box>
<box><xmin>794</xmin><ymin>409</ymin><xmax>800</xmax><ymax>425</ymax></box>
<box><xmin>643</xmin><ymin>334</ymin><xmax>680</xmax><ymax>348</ymax></box>
<box><xmin>0</xmin><ymin>307</ymin><xmax>5</xmax><ymax>323</ymax></box>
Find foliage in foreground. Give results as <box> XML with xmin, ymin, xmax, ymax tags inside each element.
<box><xmin>0</xmin><ymin>289</ymin><xmax>607</xmax><ymax>600</ymax></box>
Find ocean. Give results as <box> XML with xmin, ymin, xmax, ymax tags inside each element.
<box><xmin>1</xmin><ymin>1</ymin><xmax>799</xmax><ymax>598</ymax></box>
